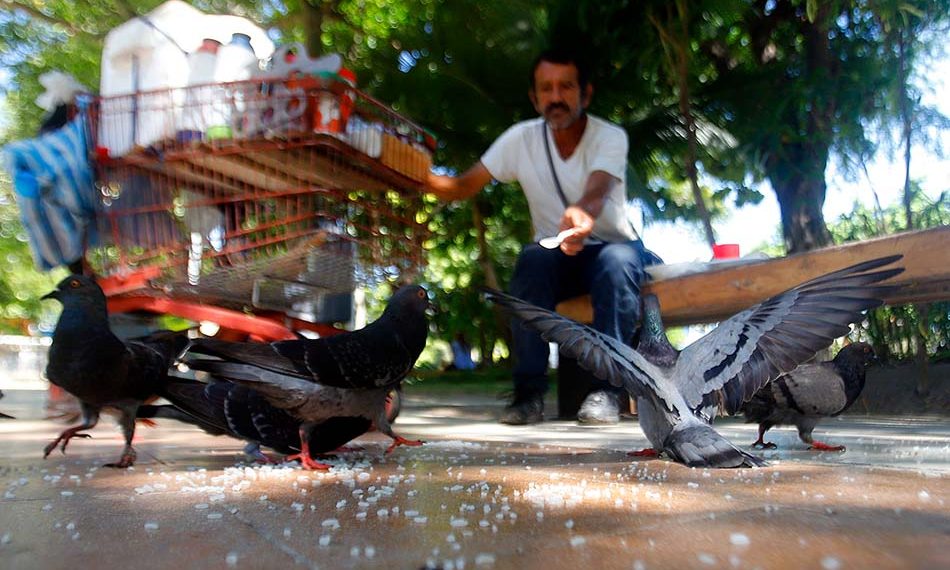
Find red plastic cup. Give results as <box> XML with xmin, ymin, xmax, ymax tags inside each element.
<box><xmin>712</xmin><ymin>243</ymin><xmax>740</xmax><ymax>259</ymax></box>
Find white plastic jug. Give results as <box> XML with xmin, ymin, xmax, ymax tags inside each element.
<box><xmin>181</xmin><ymin>38</ymin><xmax>221</xmax><ymax>134</ymax></box>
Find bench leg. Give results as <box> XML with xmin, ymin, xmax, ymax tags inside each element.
<box><xmin>556</xmin><ymin>356</ymin><xmax>589</xmax><ymax>419</ymax></box>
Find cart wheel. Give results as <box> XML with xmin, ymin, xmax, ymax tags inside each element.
<box><xmin>385</xmin><ymin>388</ymin><xmax>402</xmax><ymax>424</ymax></box>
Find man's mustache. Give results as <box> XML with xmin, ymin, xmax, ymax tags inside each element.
<box><xmin>544</xmin><ymin>103</ymin><xmax>570</xmax><ymax>114</ymax></box>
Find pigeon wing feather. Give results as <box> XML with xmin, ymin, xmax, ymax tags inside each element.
<box><xmin>675</xmin><ymin>256</ymin><xmax>902</xmax><ymax>415</ymax></box>
<box><xmin>484</xmin><ymin>290</ymin><xmax>668</xmax><ymax>403</ymax></box>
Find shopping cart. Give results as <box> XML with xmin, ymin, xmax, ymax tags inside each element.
<box><xmin>81</xmin><ymin>72</ymin><xmax>434</xmax><ymax>342</ymax></box>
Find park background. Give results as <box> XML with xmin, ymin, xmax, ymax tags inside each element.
<box><xmin>1</xmin><ymin>0</ymin><xmax>948</xmax><ymax>378</ymax></box>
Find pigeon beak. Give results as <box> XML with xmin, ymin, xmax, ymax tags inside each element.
<box><xmin>41</xmin><ymin>290</ymin><xmax>60</xmax><ymax>301</ymax></box>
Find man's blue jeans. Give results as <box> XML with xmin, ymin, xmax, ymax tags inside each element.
<box><xmin>508</xmin><ymin>240</ymin><xmax>647</xmax><ymax>397</ymax></box>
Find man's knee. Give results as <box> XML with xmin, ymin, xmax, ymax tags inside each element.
<box><xmin>593</xmin><ymin>243</ymin><xmax>645</xmax><ymax>289</ymax></box>
<box><xmin>510</xmin><ymin>245</ymin><xmax>559</xmax><ymax>298</ymax></box>
<box><xmin>516</xmin><ymin>244</ymin><xmax>560</xmax><ymax>273</ymax></box>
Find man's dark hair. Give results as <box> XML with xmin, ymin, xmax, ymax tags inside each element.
<box><xmin>530</xmin><ymin>47</ymin><xmax>590</xmax><ymax>91</ymax></box>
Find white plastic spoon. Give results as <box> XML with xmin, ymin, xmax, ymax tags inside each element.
<box><xmin>539</xmin><ymin>230</ymin><xmax>574</xmax><ymax>250</ymax></box>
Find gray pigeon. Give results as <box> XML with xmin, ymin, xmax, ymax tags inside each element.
<box><xmin>486</xmin><ymin>256</ymin><xmax>902</xmax><ymax>468</ymax></box>
<box><xmin>42</xmin><ymin>275</ymin><xmax>190</xmax><ymax>467</ymax></box>
<box><xmin>742</xmin><ymin>342</ymin><xmax>877</xmax><ymax>451</ymax></box>
<box><xmin>0</xmin><ymin>389</ymin><xmax>13</xmax><ymax>419</ymax></box>
<box><xmin>183</xmin><ymin>284</ymin><xmax>430</xmax><ymax>469</ymax></box>
<box><xmin>138</xmin><ymin>377</ymin><xmax>374</xmax><ymax>462</ymax></box>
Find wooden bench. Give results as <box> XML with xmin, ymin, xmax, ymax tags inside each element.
<box><xmin>553</xmin><ymin>226</ymin><xmax>950</xmax><ymax>418</ymax></box>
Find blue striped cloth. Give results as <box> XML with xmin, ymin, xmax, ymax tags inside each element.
<box><xmin>3</xmin><ymin>116</ymin><xmax>98</xmax><ymax>271</ymax></box>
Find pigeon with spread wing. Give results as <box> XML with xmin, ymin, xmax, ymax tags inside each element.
<box><xmin>486</xmin><ymin>256</ymin><xmax>902</xmax><ymax>468</ymax></box>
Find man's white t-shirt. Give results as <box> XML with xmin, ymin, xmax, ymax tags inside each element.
<box><xmin>480</xmin><ymin>115</ymin><xmax>639</xmax><ymax>243</ymax></box>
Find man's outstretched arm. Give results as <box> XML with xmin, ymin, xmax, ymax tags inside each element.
<box><xmin>426</xmin><ymin>162</ymin><xmax>493</xmax><ymax>201</ymax></box>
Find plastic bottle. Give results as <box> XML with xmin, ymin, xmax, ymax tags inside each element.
<box><xmin>210</xmin><ymin>33</ymin><xmax>259</xmax><ymax>140</ymax></box>
<box><xmin>214</xmin><ymin>33</ymin><xmax>258</xmax><ymax>83</ymax></box>
<box><xmin>180</xmin><ymin>38</ymin><xmax>220</xmax><ymax>139</ymax></box>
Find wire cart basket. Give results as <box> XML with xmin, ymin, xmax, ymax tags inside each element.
<box><xmin>82</xmin><ymin>72</ymin><xmax>434</xmax><ymax>341</ymax></box>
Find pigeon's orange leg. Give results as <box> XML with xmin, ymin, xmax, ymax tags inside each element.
<box><xmin>627</xmin><ymin>448</ymin><xmax>659</xmax><ymax>458</ymax></box>
<box><xmin>43</xmin><ymin>427</ymin><xmax>92</xmax><ymax>457</ymax></box>
<box><xmin>385</xmin><ymin>435</ymin><xmax>424</xmax><ymax>455</ymax></box>
<box><xmin>808</xmin><ymin>441</ymin><xmax>846</xmax><ymax>452</ymax></box>
<box><xmin>44</xmin><ymin>407</ymin><xmax>100</xmax><ymax>458</ymax></box>
<box><xmin>285</xmin><ymin>428</ymin><xmax>331</xmax><ymax>470</ymax></box>
<box><xmin>105</xmin><ymin>446</ymin><xmax>137</xmax><ymax>468</ymax></box>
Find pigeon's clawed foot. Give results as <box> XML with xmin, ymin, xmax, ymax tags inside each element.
<box><xmin>285</xmin><ymin>452</ymin><xmax>331</xmax><ymax>470</ymax></box>
<box><xmin>105</xmin><ymin>448</ymin><xmax>137</xmax><ymax>468</ymax></box>
<box><xmin>385</xmin><ymin>436</ymin><xmax>424</xmax><ymax>455</ymax></box>
<box><xmin>43</xmin><ymin>430</ymin><xmax>92</xmax><ymax>458</ymax></box>
<box><xmin>752</xmin><ymin>441</ymin><xmax>777</xmax><ymax>450</ymax></box>
<box><xmin>627</xmin><ymin>448</ymin><xmax>659</xmax><ymax>458</ymax></box>
<box><xmin>808</xmin><ymin>441</ymin><xmax>846</xmax><ymax>452</ymax></box>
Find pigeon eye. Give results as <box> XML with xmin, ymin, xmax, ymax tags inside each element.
<box><xmin>69</xmin><ymin>280</ymin><xmax>81</xmax><ymax>288</ymax></box>
<box><xmin>417</xmin><ymin>290</ymin><xmax>426</xmax><ymax>299</ymax></box>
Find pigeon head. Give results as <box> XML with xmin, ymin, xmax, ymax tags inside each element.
<box><xmin>42</xmin><ymin>275</ymin><xmax>109</xmax><ymax>322</ymax></box>
<box><xmin>836</xmin><ymin>342</ymin><xmax>877</xmax><ymax>368</ymax></box>
<box><xmin>383</xmin><ymin>284</ymin><xmax>432</xmax><ymax>320</ymax></box>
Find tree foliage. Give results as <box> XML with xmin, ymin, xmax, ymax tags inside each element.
<box><xmin>830</xmin><ymin>189</ymin><xmax>950</xmax><ymax>363</ymax></box>
<box><xmin>1</xmin><ymin>0</ymin><xmax>948</xmax><ymax>357</ymax></box>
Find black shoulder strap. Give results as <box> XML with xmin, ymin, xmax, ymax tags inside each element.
<box><xmin>543</xmin><ymin>122</ymin><xmax>611</xmax><ymax>243</ymax></box>
<box><xmin>542</xmin><ymin>122</ymin><xmax>571</xmax><ymax>209</ymax></box>
<box><xmin>541</xmin><ymin>121</ymin><xmax>647</xmax><ymax>245</ymax></box>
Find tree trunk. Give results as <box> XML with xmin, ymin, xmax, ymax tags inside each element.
<box><xmin>766</xmin><ymin>6</ymin><xmax>834</xmax><ymax>255</ymax></box>
<box><xmin>914</xmin><ymin>302</ymin><xmax>930</xmax><ymax>397</ymax></box>
<box><xmin>651</xmin><ymin>2</ymin><xmax>716</xmax><ymax>247</ymax></box>
<box><xmin>676</xmin><ymin>42</ymin><xmax>716</xmax><ymax>245</ymax></box>
<box><xmin>303</xmin><ymin>1</ymin><xmax>326</xmax><ymax>57</ymax></box>
<box><xmin>769</xmin><ymin>162</ymin><xmax>833</xmax><ymax>254</ymax></box>
<box><xmin>898</xmin><ymin>29</ymin><xmax>915</xmax><ymax>230</ymax></box>
<box><xmin>471</xmin><ymin>200</ymin><xmax>506</xmax><ymax>365</ymax></box>
<box><xmin>471</xmin><ymin>200</ymin><xmax>500</xmax><ymax>290</ymax></box>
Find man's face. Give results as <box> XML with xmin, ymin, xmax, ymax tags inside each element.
<box><xmin>529</xmin><ymin>61</ymin><xmax>592</xmax><ymax>130</ymax></box>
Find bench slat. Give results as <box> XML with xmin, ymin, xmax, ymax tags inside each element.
<box><xmin>556</xmin><ymin>226</ymin><xmax>950</xmax><ymax>327</ymax></box>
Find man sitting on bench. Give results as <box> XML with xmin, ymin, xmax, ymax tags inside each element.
<box><xmin>426</xmin><ymin>47</ymin><xmax>651</xmax><ymax>425</ymax></box>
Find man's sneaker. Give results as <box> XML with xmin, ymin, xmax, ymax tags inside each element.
<box><xmin>499</xmin><ymin>393</ymin><xmax>544</xmax><ymax>425</ymax></box>
<box><xmin>577</xmin><ymin>390</ymin><xmax>622</xmax><ymax>424</ymax></box>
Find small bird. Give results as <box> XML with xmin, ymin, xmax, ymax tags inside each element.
<box><xmin>41</xmin><ymin>275</ymin><xmax>189</xmax><ymax>467</ymax></box>
<box><xmin>742</xmin><ymin>342</ymin><xmax>877</xmax><ymax>451</ymax></box>
<box><xmin>137</xmin><ymin>377</ymin><xmax>373</xmax><ymax>462</ymax></box>
<box><xmin>486</xmin><ymin>256</ymin><xmax>902</xmax><ymax>468</ymax></box>
<box><xmin>0</xmin><ymin>389</ymin><xmax>14</xmax><ymax>419</ymax></box>
<box><xmin>183</xmin><ymin>284</ymin><xmax>430</xmax><ymax>469</ymax></box>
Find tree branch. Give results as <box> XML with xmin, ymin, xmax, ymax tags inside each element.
<box><xmin>2</xmin><ymin>0</ymin><xmax>107</xmax><ymax>38</ymax></box>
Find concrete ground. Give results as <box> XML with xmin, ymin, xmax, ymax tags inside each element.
<box><xmin>0</xmin><ymin>388</ymin><xmax>947</xmax><ymax>570</ymax></box>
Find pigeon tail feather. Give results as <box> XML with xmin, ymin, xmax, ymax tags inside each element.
<box><xmin>664</xmin><ymin>422</ymin><xmax>767</xmax><ymax>468</ymax></box>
